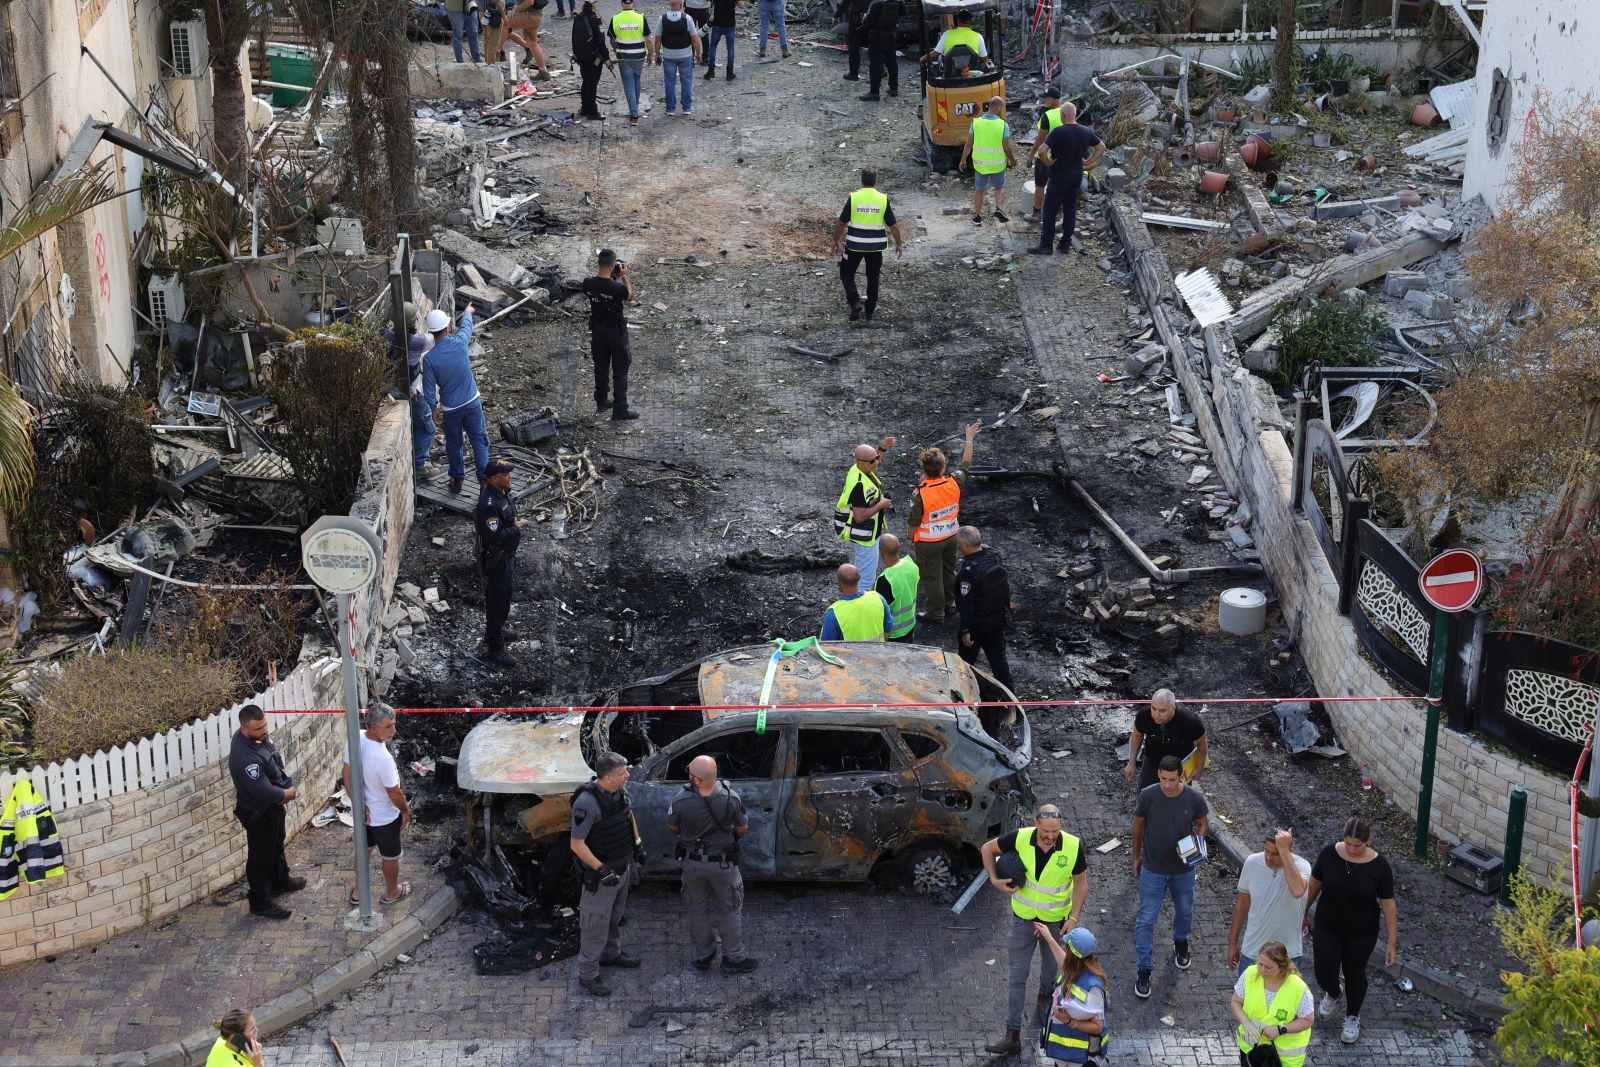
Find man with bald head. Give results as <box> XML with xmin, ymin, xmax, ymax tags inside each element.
<box><xmin>1124</xmin><ymin>688</ymin><xmax>1208</xmax><ymax>791</ymax></box>
<box><xmin>667</xmin><ymin>755</ymin><xmax>758</xmax><ymax>973</ymax></box>
<box><xmin>959</xmin><ymin>96</ymin><xmax>1016</xmax><ymax>225</ymax></box>
<box><xmin>820</xmin><ymin>563</ymin><xmax>892</xmax><ymax>641</ymax></box>
<box><xmin>1030</xmin><ymin>99</ymin><xmax>1105</xmax><ymax>255</ymax></box>
<box><xmin>873</xmin><ymin>534</ymin><xmax>920</xmax><ymax>643</ymax></box>
<box><xmin>833</xmin><ymin>434</ymin><xmax>896</xmax><ymax>589</ymax></box>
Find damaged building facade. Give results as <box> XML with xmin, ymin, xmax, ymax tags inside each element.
<box><xmin>0</xmin><ymin>0</ymin><xmax>254</xmax><ymax>394</ymax></box>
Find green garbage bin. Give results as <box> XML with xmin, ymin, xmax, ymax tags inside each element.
<box><xmin>266</xmin><ymin>46</ymin><xmax>317</xmax><ymax>107</ymax></box>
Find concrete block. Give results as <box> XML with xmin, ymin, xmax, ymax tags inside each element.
<box><xmin>1105</xmin><ymin>167</ymin><xmax>1128</xmax><ymax>192</ymax></box>
<box><xmin>308</xmin><ymin>950</ymin><xmax>383</xmax><ymax>1009</ymax></box>
<box><xmin>409</xmin><ymin>61</ymin><xmax>505</xmax><ymax>103</ymax></box>
<box><xmin>1385</xmin><ymin>269</ymin><xmax>1428</xmax><ymax>297</ymax></box>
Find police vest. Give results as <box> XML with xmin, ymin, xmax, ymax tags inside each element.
<box><xmin>0</xmin><ymin>779</ymin><xmax>64</xmax><ymax>899</ymax></box>
<box><xmin>828</xmin><ymin>591</ymin><xmax>888</xmax><ymax>641</ymax></box>
<box><xmin>1041</xmin><ymin>971</ymin><xmax>1109</xmax><ymax>1062</ymax></box>
<box><xmin>880</xmin><ymin>556</ymin><xmax>920</xmax><ymax>638</ymax></box>
<box><xmin>575</xmin><ymin>781</ymin><xmax>636</xmax><ymax>865</ymax></box>
<box><xmin>1010</xmin><ymin>827</ymin><xmax>1080</xmax><ymax>922</ymax></box>
<box><xmin>1235</xmin><ymin>968</ymin><xmax>1311</xmax><ymax>1067</ymax></box>
<box><xmin>658</xmin><ymin>12</ymin><xmax>694</xmax><ymax>50</ymax></box>
<box><xmin>939</xmin><ymin>25</ymin><xmax>983</xmax><ymax>58</ymax></box>
<box><xmin>610</xmin><ymin>10</ymin><xmax>647</xmax><ymax>58</ymax></box>
<box><xmin>833</xmin><ymin>463</ymin><xmax>884</xmax><ymax>544</ymax></box>
<box><xmin>204</xmin><ymin>1038</ymin><xmax>255</xmax><ymax>1067</ymax></box>
<box><xmin>844</xmin><ymin>187</ymin><xmax>889</xmax><ymax>253</ymax></box>
<box><xmin>1041</xmin><ymin>106</ymin><xmax>1065</xmax><ymax>134</ymax></box>
<box><xmin>913</xmin><ymin>476</ymin><xmax>960</xmax><ymax>542</ymax></box>
<box><xmin>971</xmin><ymin>115</ymin><xmax>1007</xmax><ymax>174</ymax></box>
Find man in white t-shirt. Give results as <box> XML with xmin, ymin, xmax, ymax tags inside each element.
<box><xmin>1227</xmin><ymin>828</ymin><xmax>1311</xmax><ymax>976</ymax></box>
<box><xmin>343</xmin><ymin>705</ymin><xmax>412</xmax><ymax>905</ymax></box>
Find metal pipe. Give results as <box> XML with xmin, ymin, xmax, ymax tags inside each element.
<box><xmin>1501</xmin><ymin>784</ymin><xmax>1526</xmax><ymax>906</ymax></box>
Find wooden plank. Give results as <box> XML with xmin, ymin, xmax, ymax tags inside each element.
<box><xmin>108</xmin><ymin>743</ymin><xmax>126</xmax><ymax>798</ymax></box>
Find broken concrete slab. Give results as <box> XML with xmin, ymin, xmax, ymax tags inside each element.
<box><xmin>433</xmin><ymin>229</ymin><xmax>536</xmax><ymax>291</ymax></box>
<box><xmin>1313</xmin><ymin>194</ymin><xmax>1403</xmax><ymax>221</ymax></box>
<box><xmin>1386</xmin><ymin>270</ymin><xmax>1430</xmax><ymax>297</ymax></box>
<box><xmin>409</xmin><ymin>61</ymin><xmax>506</xmax><ymax>103</ymax></box>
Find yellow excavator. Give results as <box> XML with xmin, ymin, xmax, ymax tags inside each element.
<box><xmin>916</xmin><ymin>0</ymin><xmax>1006</xmax><ymax>172</ymax></box>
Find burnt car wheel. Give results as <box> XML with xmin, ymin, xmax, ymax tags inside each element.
<box><xmin>901</xmin><ymin>843</ymin><xmax>961</xmax><ymax>896</ymax></box>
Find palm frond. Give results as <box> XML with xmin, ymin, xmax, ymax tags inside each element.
<box><xmin>0</xmin><ymin>160</ymin><xmax>120</xmax><ymax>265</ymax></box>
<box><xmin>0</xmin><ymin>378</ymin><xmax>35</xmax><ymax>510</ymax></box>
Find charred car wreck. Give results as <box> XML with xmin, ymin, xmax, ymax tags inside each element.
<box><xmin>457</xmin><ymin>642</ymin><xmax>1034</xmax><ymax>898</ymax></box>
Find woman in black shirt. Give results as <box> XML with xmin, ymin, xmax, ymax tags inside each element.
<box><xmin>1301</xmin><ymin>816</ymin><xmax>1399</xmax><ymax>1047</ymax></box>
<box><xmin>571</xmin><ymin>1</ymin><xmax>610</xmax><ymax>121</ymax></box>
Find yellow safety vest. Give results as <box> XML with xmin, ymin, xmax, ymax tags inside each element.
<box><xmin>0</xmin><ymin>779</ymin><xmax>64</xmax><ymax>899</ymax></box>
<box><xmin>939</xmin><ymin>25</ymin><xmax>984</xmax><ymax>58</ymax></box>
<box><xmin>1235</xmin><ymin>967</ymin><xmax>1312</xmax><ymax>1067</ymax></box>
<box><xmin>610</xmin><ymin>10</ymin><xmax>647</xmax><ymax>58</ymax></box>
<box><xmin>971</xmin><ymin>115</ymin><xmax>1008</xmax><ymax>174</ymax></box>
<box><xmin>826</xmin><ymin>591</ymin><xmax>888</xmax><ymax>641</ymax></box>
<box><xmin>833</xmin><ymin>463</ymin><xmax>884</xmax><ymax>544</ymax></box>
<box><xmin>844</xmin><ymin>187</ymin><xmax>889</xmax><ymax>253</ymax></box>
<box><xmin>880</xmin><ymin>556</ymin><xmax>920</xmax><ymax>638</ymax></box>
<box><xmin>1010</xmin><ymin>827</ymin><xmax>1081</xmax><ymax>922</ymax></box>
<box><xmin>1042</xmin><ymin>106</ymin><xmax>1065</xmax><ymax>134</ymax></box>
<box><xmin>205</xmin><ymin>1038</ymin><xmax>255</xmax><ymax>1067</ymax></box>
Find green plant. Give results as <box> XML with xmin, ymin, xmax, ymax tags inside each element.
<box><xmin>1272</xmin><ymin>296</ymin><xmax>1385</xmax><ymax>385</ymax></box>
<box><xmin>32</xmin><ymin>647</ymin><xmax>246</xmax><ymax>762</ymax></box>
<box><xmin>266</xmin><ymin>323</ymin><xmax>389</xmax><ymax>521</ymax></box>
<box><xmin>1493</xmin><ymin>874</ymin><xmax>1600</xmax><ymax>1067</ymax></box>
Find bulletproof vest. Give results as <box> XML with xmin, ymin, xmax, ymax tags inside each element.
<box><xmin>659</xmin><ymin>12</ymin><xmax>695</xmax><ymax>50</ymax></box>
<box><xmin>576</xmin><ymin>782</ymin><xmax>635</xmax><ymax>864</ymax></box>
<box><xmin>967</xmin><ymin>551</ymin><xmax>1010</xmax><ymax>628</ymax></box>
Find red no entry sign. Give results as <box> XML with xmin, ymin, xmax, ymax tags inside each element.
<box><xmin>1419</xmin><ymin>549</ymin><xmax>1484</xmax><ymax>613</ymax></box>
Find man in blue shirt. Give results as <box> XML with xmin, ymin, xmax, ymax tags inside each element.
<box><xmin>421</xmin><ymin>305</ymin><xmax>490</xmax><ymax>493</ymax></box>
<box><xmin>820</xmin><ymin>563</ymin><xmax>893</xmax><ymax>641</ymax></box>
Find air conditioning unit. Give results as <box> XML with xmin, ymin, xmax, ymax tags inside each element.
<box><xmin>148</xmin><ymin>274</ymin><xmax>186</xmax><ymax>332</ymax></box>
<box><xmin>166</xmin><ymin>21</ymin><xmax>207</xmax><ymax>80</ymax></box>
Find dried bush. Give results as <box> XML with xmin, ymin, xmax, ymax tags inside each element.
<box><xmin>0</xmin><ymin>655</ymin><xmax>32</xmax><ymax>772</ymax></box>
<box><xmin>154</xmin><ymin>564</ymin><xmax>313</xmax><ymax>684</ymax></box>
<box><xmin>267</xmin><ymin>323</ymin><xmax>389</xmax><ymax>521</ymax></box>
<box><xmin>32</xmin><ymin>648</ymin><xmax>246</xmax><ymax>762</ymax></box>
<box><xmin>58</xmin><ymin>382</ymin><xmax>155</xmax><ymax>533</ymax></box>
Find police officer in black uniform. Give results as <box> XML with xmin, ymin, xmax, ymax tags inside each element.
<box><xmin>474</xmin><ymin>457</ymin><xmax>522</xmax><ymax>669</ymax></box>
<box><xmin>954</xmin><ymin>524</ymin><xmax>1016</xmax><ymax>689</ymax></box>
<box><xmin>228</xmin><ymin>704</ymin><xmax>304</xmax><ymax>919</ymax></box>
<box><xmin>858</xmin><ymin>0</ymin><xmax>902</xmax><ymax>101</ymax></box>
<box><xmin>668</xmin><ymin>754</ymin><xmax>759</xmax><ymax>974</ymax></box>
<box><xmin>581</xmin><ymin>249</ymin><xmax>640</xmax><ymax>421</ymax></box>
<box><xmin>570</xmin><ymin>751</ymin><xmax>646</xmax><ymax>996</ymax></box>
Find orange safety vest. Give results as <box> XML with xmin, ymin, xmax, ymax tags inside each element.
<box><xmin>913</xmin><ymin>476</ymin><xmax>961</xmax><ymax>542</ymax></box>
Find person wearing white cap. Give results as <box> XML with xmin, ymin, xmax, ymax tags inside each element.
<box><xmin>420</xmin><ymin>304</ymin><xmax>490</xmax><ymax>493</ymax></box>
<box><xmin>1034</xmin><ymin>923</ymin><xmax>1110</xmax><ymax>1063</ymax></box>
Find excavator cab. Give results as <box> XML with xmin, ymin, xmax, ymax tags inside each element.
<box><xmin>917</xmin><ymin>0</ymin><xmax>1005</xmax><ymax>172</ymax></box>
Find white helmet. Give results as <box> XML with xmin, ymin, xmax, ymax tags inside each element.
<box><xmin>425</xmin><ymin>309</ymin><xmax>451</xmax><ymax>333</ymax></box>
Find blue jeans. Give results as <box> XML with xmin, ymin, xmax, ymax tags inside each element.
<box><xmin>618</xmin><ymin>58</ymin><xmax>644</xmax><ymax>117</ymax></box>
<box><xmin>853</xmin><ymin>539</ymin><xmax>880</xmax><ymax>593</ymax></box>
<box><xmin>1134</xmin><ymin>868</ymin><xmax>1195</xmax><ymax>971</ymax></box>
<box><xmin>411</xmin><ymin>399</ymin><xmax>434</xmax><ymax>470</ymax></box>
<box><xmin>708</xmin><ymin>26</ymin><xmax>736</xmax><ymax>67</ymax></box>
<box><xmin>662</xmin><ymin>55</ymin><xmax>694</xmax><ymax>112</ymax></box>
<box><xmin>757</xmin><ymin>0</ymin><xmax>787</xmax><ymax>51</ymax></box>
<box><xmin>441</xmin><ymin>399</ymin><xmax>490</xmax><ymax>482</ymax></box>
<box><xmin>447</xmin><ymin>10</ymin><xmax>482</xmax><ymax>63</ymax></box>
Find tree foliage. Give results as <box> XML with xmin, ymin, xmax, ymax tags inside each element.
<box><xmin>1493</xmin><ymin>874</ymin><xmax>1600</xmax><ymax>1067</ymax></box>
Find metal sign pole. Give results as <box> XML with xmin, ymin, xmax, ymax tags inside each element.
<box><xmin>1582</xmin><ymin>694</ymin><xmax>1600</xmax><ymax>896</ymax></box>
<box><xmin>1414</xmin><ymin>608</ymin><xmax>1447</xmax><ymax>859</ymax></box>
<box><xmin>339</xmin><ymin>591</ymin><xmax>373</xmax><ymax>922</ymax></box>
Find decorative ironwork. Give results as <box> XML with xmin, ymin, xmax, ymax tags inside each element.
<box><xmin>1503</xmin><ymin>668</ymin><xmax>1596</xmax><ymax>747</ymax></box>
<box><xmin>1355</xmin><ymin>557</ymin><xmax>1429</xmax><ymax>663</ymax></box>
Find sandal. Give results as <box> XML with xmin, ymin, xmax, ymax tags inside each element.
<box><xmin>380</xmin><ymin>882</ymin><xmax>412</xmax><ymax>905</ymax></box>
<box><xmin>348</xmin><ymin>888</ymin><xmax>359</xmax><ymax>905</ymax></box>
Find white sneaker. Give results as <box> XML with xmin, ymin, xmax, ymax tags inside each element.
<box><xmin>1317</xmin><ymin>992</ymin><xmax>1340</xmax><ymax>1019</ymax></box>
<box><xmin>1340</xmin><ymin>1015</ymin><xmax>1361</xmax><ymax>1044</ymax></box>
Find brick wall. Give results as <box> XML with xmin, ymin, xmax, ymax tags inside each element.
<box><xmin>1107</xmin><ymin>199</ymin><xmax>1569</xmax><ymax>886</ymax></box>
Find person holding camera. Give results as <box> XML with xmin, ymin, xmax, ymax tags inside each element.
<box><xmin>581</xmin><ymin>249</ymin><xmax>640</xmax><ymax>422</ymax></box>
<box><xmin>571</xmin><ymin>752</ymin><xmax>645</xmax><ymax>996</ymax></box>
<box><xmin>668</xmin><ymin>755</ymin><xmax>759</xmax><ymax>975</ymax></box>
<box><xmin>205</xmin><ymin>1009</ymin><xmax>264</xmax><ymax>1067</ymax></box>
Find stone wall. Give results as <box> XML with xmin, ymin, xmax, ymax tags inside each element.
<box><xmin>1109</xmin><ymin>199</ymin><xmax>1570</xmax><ymax>886</ymax></box>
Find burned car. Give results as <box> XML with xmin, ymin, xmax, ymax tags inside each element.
<box><xmin>457</xmin><ymin>642</ymin><xmax>1033</xmax><ymax>897</ymax></box>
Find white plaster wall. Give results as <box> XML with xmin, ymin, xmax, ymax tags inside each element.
<box><xmin>1463</xmin><ymin>3</ymin><xmax>1598</xmax><ymax>213</ymax></box>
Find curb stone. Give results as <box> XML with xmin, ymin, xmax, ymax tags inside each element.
<box><xmin>1208</xmin><ymin>807</ymin><xmax>1506</xmax><ymax>1022</ymax></box>
<box><xmin>0</xmin><ymin>885</ymin><xmax>463</xmax><ymax>1067</ymax></box>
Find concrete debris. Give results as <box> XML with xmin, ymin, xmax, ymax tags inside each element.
<box><xmin>1384</xmin><ymin>270</ymin><xmax>1429</xmax><ymax>297</ymax></box>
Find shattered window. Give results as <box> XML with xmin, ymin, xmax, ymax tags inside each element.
<box><xmin>664</xmin><ymin>729</ymin><xmax>782</xmax><ymax>782</ymax></box>
<box><xmin>796</xmin><ymin>729</ymin><xmax>895</xmax><ymax>776</ymax></box>
<box><xmin>898</xmin><ymin>731</ymin><xmax>942</xmax><ymax>762</ymax></box>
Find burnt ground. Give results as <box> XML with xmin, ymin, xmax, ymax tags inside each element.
<box><xmin>368</xmin><ymin>34</ymin><xmax>1493</xmax><ymax>1052</ymax></box>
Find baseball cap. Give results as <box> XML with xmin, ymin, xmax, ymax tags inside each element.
<box><xmin>1043</xmin><ymin>86</ymin><xmax>1062</xmax><ymax>100</ymax></box>
<box><xmin>425</xmin><ymin>309</ymin><xmax>450</xmax><ymax>332</ymax></box>
<box><xmin>1064</xmin><ymin>927</ymin><xmax>1097</xmax><ymax>958</ymax></box>
<box><xmin>484</xmin><ymin>458</ymin><xmax>515</xmax><ymax>477</ymax></box>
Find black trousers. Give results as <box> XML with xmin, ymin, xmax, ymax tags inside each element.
<box><xmin>846</xmin><ymin>25</ymin><xmax>864</xmax><ymax>75</ymax></box>
<box><xmin>838</xmin><ymin>250</ymin><xmax>883</xmax><ymax>312</ymax></box>
<box><xmin>591</xmin><ymin>324</ymin><xmax>632</xmax><ymax>411</ymax></box>
<box><xmin>483</xmin><ymin>557</ymin><xmax>514</xmax><ymax>649</ymax></box>
<box><xmin>888</xmin><ymin>628</ymin><xmax>916</xmax><ymax>644</ymax></box>
<box><xmin>868</xmin><ymin>45</ymin><xmax>897</xmax><ymax>94</ymax></box>
<box><xmin>1312</xmin><ymin>924</ymin><xmax>1379</xmax><ymax>1016</ymax></box>
<box><xmin>578</xmin><ymin>57</ymin><xmax>605</xmax><ymax>117</ymax></box>
<box><xmin>958</xmin><ymin>625</ymin><xmax>1014</xmax><ymax>688</ymax></box>
<box><xmin>1039</xmin><ymin>176</ymin><xmax>1083</xmax><ymax>250</ymax></box>
<box><xmin>238</xmin><ymin>804</ymin><xmax>290</xmax><ymax>910</ymax></box>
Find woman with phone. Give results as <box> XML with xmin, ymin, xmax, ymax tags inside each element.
<box><xmin>205</xmin><ymin>1009</ymin><xmax>264</xmax><ymax>1067</ymax></box>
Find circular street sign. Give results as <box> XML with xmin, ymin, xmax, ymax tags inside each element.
<box><xmin>301</xmin><ymin>516</ymin><xmax>381</xmax><ymax>595</ymax></box>
<box><xmin>1418</xmin><ymin>549</ymin><xmax>1484</xmax><ymax>613</ymax></box>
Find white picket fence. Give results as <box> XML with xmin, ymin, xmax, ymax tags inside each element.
<box><xmin>0</xmin><ymin>658</ymin><xmax>340</xmax><ymax>814</ymax></box>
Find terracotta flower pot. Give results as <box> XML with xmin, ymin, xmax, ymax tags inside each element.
<box><xmin>1200</xmin><ymin>170</ymin><xmax>1228</xmax><ymax>195</ymax></box>
<box><xmin>1410</xmin><ymin>103</ymin><xmax>1440</xmax><ymax>127</ymax></box>
<box><xmin>1354</xmin><ymin>154</ymin><xmax>1378</xmax><ymax>171</ymax></box>
<box><xmin>1246</xmin><ymin>133</ymin><xmax>1273</xmax><ymax>159</ymax></box>
<box><xmin>1397</xmin><ymin>188</ymin><xmax>1422</xmax><ymax>208</ymax></box>
<box><xmin>1196</xmin><ymin>140</ymin><xmax>1221</xmax><ymax>163</ymax></box>
<box><xmin>1240</xmin><ymin>141</ymin><xmax>1260</xmax><ymax>168</ymax></box>
<box><xmin>1215</xmin><ymin>109</ymin><xmax>1237</xmax><ymax>123</ymax></box>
